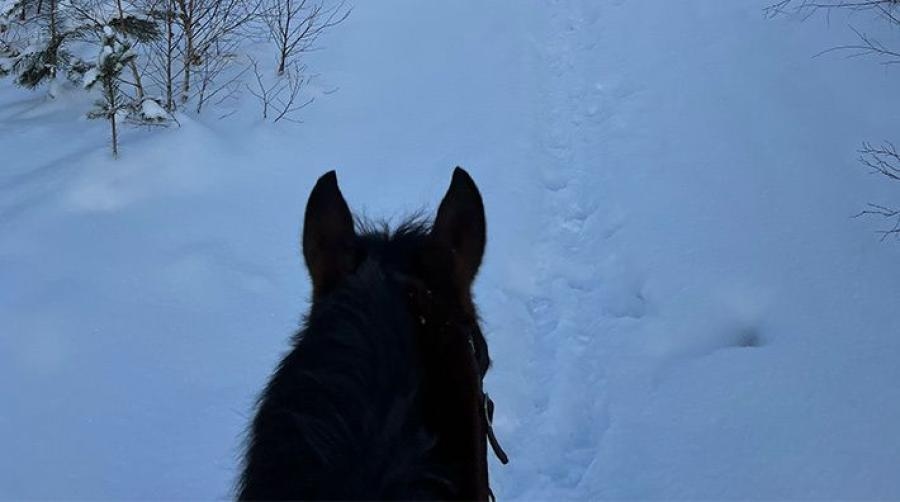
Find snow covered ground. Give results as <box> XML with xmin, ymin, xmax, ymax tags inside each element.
<box><xmin>3</xmin><ymin>0</ymin><xmax>900</xmax><ymax>499</ymax></box>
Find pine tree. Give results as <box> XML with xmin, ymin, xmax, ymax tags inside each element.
<box><xmin>3</xmin><ymin>0</ymin><xmax>74</xmax><ymax>88</ymax></box>
<box><xmin>83</xmin><ymin>25</ymin><xmax>136</xmax><ymax>157</ymax></box>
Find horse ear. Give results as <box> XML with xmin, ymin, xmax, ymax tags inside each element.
<box><xmin>431</xmin><ymin>167</ymin><xmax>486</xmax><ymax>285</ymax></box>
<box><xmin>303</xmin><ymin>171</ymin><xmax>357</xmax><ymax>299</ymax></box>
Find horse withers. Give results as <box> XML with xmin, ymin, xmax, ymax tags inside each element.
<box><xmin>239</xmin><ymin>167</ymin><xmax>506</xmax><ymax>500</ymax></box>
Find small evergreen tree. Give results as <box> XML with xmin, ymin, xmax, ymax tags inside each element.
<box><xmin>2</xmin><ymin>0</ymin><xmax>76</xmax><ymax>88</ymax></box>
<box><xmin>83</xmin><ymin>25</ymin><xmax>135</xmax><ymax>156</ymax></box>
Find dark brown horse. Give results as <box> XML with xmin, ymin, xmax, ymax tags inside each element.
<box><xmin>239</xmin><ymin>168</ymin><xmax>506</xmax><ymax>500</ymax></box>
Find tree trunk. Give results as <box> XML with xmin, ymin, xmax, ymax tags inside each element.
<box><xmin>276</xmin><ymin>0</ymin><xmax>291</xmax><ymax>76</ymax></box>
<box><xmin>165</xmin><ymin>0</ymin><xmax>174</xmax><ymax>110</ymax></box>
<box><xmin>110</xmin><ymin>110</ymin><xmax>119</xmax><ymax>157</ymax></box>
<box><xmin>179</xmin><ymin>0</ymin><xmax>194</xmax><ymax>104</ymax></box>
<box><xmin>107</xmin><ymin>81</ymin><xmax>119</xmax><ymax>157</ymax></box>
<box><xmin>195</xmin><ymin>58</ymin><xmax>207</xmax><ymax>114</ymax></box>
<box><xmin>181</xmin><ymin>33</ymin><xmax>192</xmax><ymax>103</ymax></box>
<box><xmin>47</xmin><ymin>0</ymin><xmax>57</xmax><ymax>79</ymax></box>
<box><xmin>277</xmin><ymin>46</ymin><xmax>287</xmax><ymax>75</ymax></box>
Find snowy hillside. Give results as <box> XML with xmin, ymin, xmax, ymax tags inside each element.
<box><xmin>3</xmin><ymin>0</ymin><xmax>900</xmax><ymax>499</ymax></box>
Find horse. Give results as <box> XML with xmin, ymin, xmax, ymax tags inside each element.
<box><xmin>238</xmin><ymin>167</ymin><xmax>507</xmax><ymax>500</ymax></box>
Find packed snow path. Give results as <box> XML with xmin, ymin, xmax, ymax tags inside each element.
<box><xmin>3</xmin><ymin>1</ymin><xmax>900</xmax><ymax>499</ymax></box>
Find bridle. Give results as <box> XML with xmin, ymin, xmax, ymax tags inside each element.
<box><xmin>466</xmin><ymin>335</ymin><xmax>509</xmax><ymax>467</ymax></box>
<box><xmin>441</xmin><ymin>310</ymin><xmax>510</xmax><ymax>502</ymax></box>
<box><xmin>398</xmin><ymin>272</ymin><xmax>509</xmax><ymax>500</ymax></box>
<box><xmin>479</xmin><ymin>377</ymin><xmax>509</xmax><ymax>502</ymax></box>
<box><xmin>483</xmin><ymin>393</ymin><xmax>509</xmax><ymax>465</ymax></box>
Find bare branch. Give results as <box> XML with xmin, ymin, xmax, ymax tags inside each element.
<box><xmin>246</xmin><ymin>55</ymin><xmax>312</xmax><ymax>122</ymax></box>
<box><xmin>263</xmin><ymin>0</ymin><xmax>348</xmax><ymax>75</ymax></box>
<box><xmin>813</xmin><ymin>25</ymin><xmax>900</xmax><ymax>64</ymax></box>
<box><xmin>272</xmin><ymin>60</ymin><xmax>312</xmax><ymax>122</ymax></box>
<box><xmin>855</xmin><ymin>203</ymin><xmax>900</xmax><ymax>239</ymax></box>
<box><xmin>859</xmin><ymin>141</ymin><xmax>900</xmax><ymax>182</ymax></box>
<box><xmin>855</xmin><ymin>141</ymin><xmax>900</xmax><ymax>239</ymax></box>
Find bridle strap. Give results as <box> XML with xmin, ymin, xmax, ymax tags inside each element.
<box><xmin>395</xmin><ymin>272</ymin><xmax>509</xmax><ymax>498</ymax></box>
<box><xmin>482</xmin><ymin>392</ymin><xmax>509</xmax><ymax>465</ymax></box>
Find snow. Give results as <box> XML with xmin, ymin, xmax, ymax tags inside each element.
<box><xmin>99</xmin><ymin>43</ymin><xmax>113</xmax><ymax>60</ymax></box>
<box><xmin>3</xmin><ymin>0</ymin><xmax>900</xmax><ymax>499</ymax></box>
<box><xmin>139</xmin><ymin>98</ymin><xmax>168</xmax><ymax>121</ymax></box>
<box><xmin>81</xmin><ymin>67</ymin><xmax>98</xmax><ymax>88</ymax></box>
